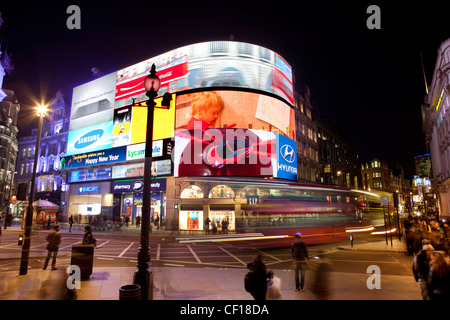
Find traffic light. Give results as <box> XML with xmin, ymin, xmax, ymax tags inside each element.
<box><xmin>18</xmin><ymin>234</ymin><xmax>24</xmax><ymax>246</ymax></box>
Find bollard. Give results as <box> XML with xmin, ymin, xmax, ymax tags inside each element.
<box><xmin>119</xmin><ymin>284</ymin><xmax>141</xmax><ymax>300</ymax></box>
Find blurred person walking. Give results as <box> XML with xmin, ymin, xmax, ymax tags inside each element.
<box><xmin>428</xmin><ymin>250</ymin><xmax>450</xmax><ymax>301</ymax></box>
<box><xmin>291</xmin><ymin>232</ymin><xmax>309</xmax><ymax>291</ymax></box>
<box><xmin>69</xmin><ymin>215</ymin><xmax>74</xmax><ymax>232</ymax></box>
<box><xmin>412</xmin><ymin>242</ymin><xmax>434</xmax><ymax>300</ymax></box>
<box><xmin>43</xmin><ymin>224</ymin><xmax>61</xmax><ymax>270</ymax></box>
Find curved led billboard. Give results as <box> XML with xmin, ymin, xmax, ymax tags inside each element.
<box><xmin>67</xmin><ymin>41</ymin><xmax>296</xmax><ymax>180</ymax></box>
<box><xmin>115</xmin><ymin>41</ymin><xmax>293</xmax><ymax>107</ymax></box>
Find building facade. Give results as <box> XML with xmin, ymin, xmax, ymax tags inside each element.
<box><xmin>15</xmin><ymin>90</ymin><xmax>69</xmax><ymax>214</ymax></box>
<box><xmin>0</xmin><ymin>89</ymin><xmax>20</xmax><ymax>212</ymax></box>
<box><xmin>422</xmin><ymin>38</ymin><xmax>450</xmax><ymax>219</ymax></box>
<box><xmin>361</xmin><ymin>158</ymin><xmax>412</xmax><ymax>214</ymax></box>
<box><xmin>293</xmin><ymin>88</ymin><xmax>321</xmax><ymax>184</ymax></box>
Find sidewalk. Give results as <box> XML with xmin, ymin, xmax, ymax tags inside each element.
<box><xmin>0</xmin><ymin>228</ymin><xmax>421</xmax><ymax>300</ymax></box>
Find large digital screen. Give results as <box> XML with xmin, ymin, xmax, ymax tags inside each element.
<box><xmin>114</xmin><ymin>41</ymin><xmax>293</xmax><ymax>107</ymax></box>
<box><xmin>173</xmin><ymin>128</ymin><xmax>297</xmax><ymax>181</ymax></box>
<box><xmin>175</xmin><ymin>90</ymin><xmax>296</xmax><ymax>140</ymax></box>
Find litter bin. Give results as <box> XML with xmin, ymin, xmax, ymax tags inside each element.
<box><xmin>119</xmin><ymin>284</ymin><xmax>141</xmax><ymax>300</ymax></box>
<box><xmin>71</xmin><ymin>244</ymin><xmax>94</xmax><ymax>280</ymax></box>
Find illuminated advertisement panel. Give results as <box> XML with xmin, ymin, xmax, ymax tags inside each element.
<box><xmin>64</xmin><ymin>146</ymin><xmax>127</xmax><ymax>169</ymax></box>
<box><xmin>173</xmin><ymin>128</ymin><xmax>297</xmax><ymax>181</ymax></box>
<box><xmin>175</xmin><ymin>90</ymin><xmax>295</xmax><ymax>140</ymax></box>
<box><xmin>68</xmin><ymin>73</ymin><xmax>117</xmax><ymax>156</ymax></box>
<box><xmin>115</xmin><ymin>41</ymin><xmax>293</xmax><ymax>108</ymax></box>
<box><xmin>129</xmin><ymin>94</ymin><xmax>176</xmax><ymax>144</ymax></box>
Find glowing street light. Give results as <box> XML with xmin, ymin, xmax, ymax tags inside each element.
<box><xmin>19</xmin><ymin>104</ymin><xmax>47</xmax><ymax>275</ymax></box>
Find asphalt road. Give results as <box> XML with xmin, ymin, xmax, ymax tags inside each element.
<box><xmin>0</xmin><ymin>228</ymin><xmax>414</xmax><ymax>279</ymax></box>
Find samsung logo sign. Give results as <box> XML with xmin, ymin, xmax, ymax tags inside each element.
<box><xmin>75</xmin><ymin>129</ymin><xmax>104</xmax><ymax>149</ymax></box>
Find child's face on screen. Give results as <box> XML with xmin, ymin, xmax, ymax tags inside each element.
<box><xmin>200</xmin><ymin>107</ymin><xmax>221</xmax><ymax>125</ymax></box>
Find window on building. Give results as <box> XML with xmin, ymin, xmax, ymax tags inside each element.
<box><xmin>209</xmin><ymin>185</ymin><xmax>234</xmax><ymax>198</ymax></box>
<box><xmin>180</xmin><ymin>185</ymin><xmax>204</xmax><ymax>199</ymax></box>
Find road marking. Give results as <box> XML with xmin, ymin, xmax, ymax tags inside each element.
<box><xmin>164</xmin><ymin>263</ymin><xmax>185</xmax><ymax>267</ymax></box>
<box><xmin>256</xmin><ymin>249</ymin><xmax>282</xmax><ymax>261</ymax></box>
<box><xmin>119</xmin><ymin>242</ymin><xmax>134</xmax><ymax>257</ymax></box>
<box><xmin>156</xmin><ymin>243</ymin><xmax>161</xmax><ymax>260</ymax></box>
<box><xmin>187</xmin><ymin>245</ymin><xmax>202</xmax><ymax>264</ymax></box>
<box><xmin>96</xmin><ymin>240</ymin><xmax>110</xmax><ymax>248</ymax></box>
<box><xmin>218</xmin><ymin>246</ymin><xmax>247</xmax><ymax>266</ymax></box>
<box><xmin>59</xmin><ymin>241</ymin><xmax>83</xmax><ymax>250</ymax></box>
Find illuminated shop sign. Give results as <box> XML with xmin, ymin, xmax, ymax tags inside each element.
<box><xmin>112</xmin><ymin>178</ymin><xmax>166</xmax><ymax>193</ymax></box>
<box><xmin>126</xmin><ymin>140</ymin><xmax>163</xmax><ymax>161</ymax></box>
<box><xmin>64</xmin><ymin>146</ymin><xmax>127</xmax><ymax>169</ymax></box>
<box><xmin>174</xmin><ymin>128</ymin><xmax>297</xmax><ymax>181</ymax></box>
<box><xmin>79</xmin><ymin>185</ymin><xmax>99</xmax><ymax>193</ymax></box>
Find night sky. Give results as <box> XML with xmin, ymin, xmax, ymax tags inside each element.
<box><xmin>1</xmin><ymin>1</ymin><xmax>448</xmax><ymax>178</ymax></box>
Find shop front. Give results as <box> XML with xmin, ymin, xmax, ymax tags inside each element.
<box><xmin>67</xmin><ymin>181</ymin><xmax>113</xmax><ymax>224</ymax></box>
<box><xmin>177</xmin><ymin>181</ymin><xmax>239</xmax><ymax>233</ymax></box>
<box><xmin>111</xmin><ymin>177</ymin><xmax>167</xmax><ymax>227</ymax></box>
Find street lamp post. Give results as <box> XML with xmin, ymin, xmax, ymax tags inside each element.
<box><xmin>4</xmin><ymin>171</ymin><xmax>17</xmax><ymax>230</ymax></box>
<box><xmin>19</xmin><ymin>105</ymin><xmax>46</xmax><ymax>275</ymax></box>
<box><xmin>134</xmin><ymin>64</ymin><xmax>171</xmax><ymax>300</ymax></box>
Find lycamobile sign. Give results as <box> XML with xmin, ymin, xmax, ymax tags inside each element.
<box><xmin>126</xmin><ymin>141</ymin><xmax>163</xmax><ymax>161</ymax></box>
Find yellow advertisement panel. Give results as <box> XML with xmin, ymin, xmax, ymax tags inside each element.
<box><xmin>130</xmin><ymin>94</ymin><xmax>176</xmax><ymax>144</ymax></box>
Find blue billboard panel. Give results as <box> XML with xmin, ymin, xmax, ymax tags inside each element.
<box><xmin>275</xmin><ymin>134</ymin><xmax>297</xmax><ymax>181</ymax></box>
<box><xmin>67</xmin><ymin>121</ymin><xmax>113</xmax><ymax>156</ymax></box>
<box><xmin>64</xmin><ymin>146</ymin><xmax>126</xmax><ymax>169</ymax></box>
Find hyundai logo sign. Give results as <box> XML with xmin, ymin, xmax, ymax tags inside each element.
<box><xmin>280</xmin><ymin>144</ymin><xmax>295</xmax><ymax>163</ymax></box>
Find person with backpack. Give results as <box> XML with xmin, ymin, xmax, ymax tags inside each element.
<box><xmin>43</xmin><ymin>224</ymin><xmax>61</xmax><ymax>270</ymax></box>
<box><xmin>244</xmin><ymin>254</ymin><xmax>268</xmax><ymax>300</ymax></box>
<box><xmin>291</xmin><ymin>232</ymin><xmax>309</xmax><ymax>292</ymax></box>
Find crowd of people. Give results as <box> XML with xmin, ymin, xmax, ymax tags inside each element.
<box><xmin>407</xmin><ymin>216</ymin><xmax>450</xmax><ymax>300</ymax></box>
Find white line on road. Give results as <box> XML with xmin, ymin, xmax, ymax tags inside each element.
<box><xmin>218</xmin><ymin>246</ymin><xmax>247</xmax><ymax>266</ymax></box>
<box><xmin>59</xmin><ymin>241</ymin><xmax>83</xmax><ymax>251</ymax></box>
<box><xmin>119</xmin><ymin>242</ymin><xmax>134</xmax><ymax>257</ymax></box>
<box><xmin>156</xmin><ymin>243</ymin><xmax>161</xmax><ymax>260</ymax></box>
<box><xmin>187</xmin><ymin>245</ymin><xmax>202</xmax><ymax>264</ymax></box>
<box><xmin>96</xmin><ymin>240</ymin><xmax>110</xmax><ymax>248</ymax></box>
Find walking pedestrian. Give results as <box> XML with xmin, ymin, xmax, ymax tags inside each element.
<box><xmin>82</xmin><ymin>225</ymin><xmax>97</xmax><ymax>246</ymax></box>
<box><xmin>291</xmin><ymin>232</ymin><xmax>309</xmax><ymax>291</ymax></box>
<box><xmin>69</xmin><ymin>215</ymin><xmax>74</xmax><ymax>232</ymax></box>
<box><xmin>412</xmin><ymin>242</ymin><xmax>434</xmax><ymax>300</ymax></box>
<box><xmin>43</xmin><ymin>224</ymin><xmax>61</xmax><ymax>270</ymax></box>
<box><xmin>244</xmin><ymin>254</ymin><xmax>268</xmax><ymax>300</ymax></box>
<box><xmin>428</xmin><ymin>250</ymin><xmax>450</xmax><ymax>300</ymax></box>
<box><xmin>136</xmin><ymin>215</ymin><xmax>141</xmax><ymax>228</ymax></box>
<box><xmin>205</xmin><ymin>217</ymin><xmax>211</xmax><ymax>234</ymax></box>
